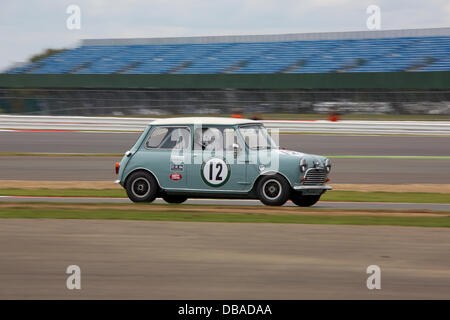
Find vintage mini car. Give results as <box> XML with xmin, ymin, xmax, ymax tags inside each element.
<box><xmin>115</xmin><ymin>117</ymin><xmax>332</xmax><ymax>206</ymax></box>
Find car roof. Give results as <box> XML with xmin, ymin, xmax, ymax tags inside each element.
<box><xmin>149</xmin><ymin>117</ymin><xmax>260</xmax><ymax>126</ymax></box>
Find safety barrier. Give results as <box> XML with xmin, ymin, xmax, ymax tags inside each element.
<box><xmin>0</xmin><ymin>115</ymin><xmax>449</xmax><ymax>135</ymax></box>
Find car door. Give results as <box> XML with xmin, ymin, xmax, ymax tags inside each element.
<box><xmin>188</xmin><ymin>125</ymin><xmax>249</xmax><ymax>192</ymax></box>
<box><xmin>237</xmin><ymin>124</ymin><xmax>280</xmax><ymax>188</ymax></box>
<box><xmin>143</xmin><ymin>125</ymin><xmax>190</xmax><ymax>189</ymax></box>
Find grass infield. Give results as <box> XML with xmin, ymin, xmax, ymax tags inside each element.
<box><xmin>0</xmin><ymin>202</ymin><xmax>448</xmax><ymax>227</ymax></box>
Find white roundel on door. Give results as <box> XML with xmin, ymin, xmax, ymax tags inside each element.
<box><xmin>201</xmin><ymin>158</ymin><xmax>230</xmax><ymax>187</ymax></box>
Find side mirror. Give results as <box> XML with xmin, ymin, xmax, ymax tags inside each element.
<box><xmin>125</xmin><ymin>150</ymin><xmax>132</xmax><ymax>157</ymax></box>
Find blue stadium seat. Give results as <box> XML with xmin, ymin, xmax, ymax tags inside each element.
<box><xmin>6</xmin><ymin>35</ymin><xmax>450</xmax><ymax>74</ymax></box>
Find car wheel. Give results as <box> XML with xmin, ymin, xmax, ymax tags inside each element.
<box><xmin>162</xmin><ymin>195</ymin><xmax>188</xmax><ymax>204</ymax></box>
<box><xmin>257</xmin><ymin>174</ymin><xmax>290</xmax><ymax>206</ymax></box>
<box><xmin>126</xmin><ymin>171</ymin><xmax>158</xmax><ymax>203</ymax></box>
<box><xmin>291</xmin><ymin>193</ymin><xmax>321</xmax><ymax>207</ymax></box>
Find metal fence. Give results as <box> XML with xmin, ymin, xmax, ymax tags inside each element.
<box><xmin>0</xmin><ymin>88</ymin><xmax>449</xmax><ymax>116</ymax></box>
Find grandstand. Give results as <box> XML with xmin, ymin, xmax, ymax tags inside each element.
<box><xmin>1</xmin><ymin>28</ymin><xmax>449</xmax><ymax>116</ymax></box>
<box><xmin>6</xmin><ymin>28</ymin><xmax>450</xmax><ymax>75</ymax></box>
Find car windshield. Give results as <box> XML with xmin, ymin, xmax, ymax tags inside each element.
<box><xmin>238</xmin><ymin>125</ymin><xmax>278</xmax><ymax>150</ymax></box>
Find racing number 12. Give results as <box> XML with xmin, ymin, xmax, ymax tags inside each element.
<box><xmin>209</xmin><ymin>162</ymin><xmax>223</xmax><ymax>181</ymax></box>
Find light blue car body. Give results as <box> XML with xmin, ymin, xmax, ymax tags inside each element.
<box><xmin>115</xmin><ymin>117</ymin><xmax>332</xmax><ymax>198</ymax></box>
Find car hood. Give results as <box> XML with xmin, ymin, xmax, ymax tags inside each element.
<box><xmin>276</xmin><ymin>149</ymin><xmax>328</xmax><ymax>167</ymax></box>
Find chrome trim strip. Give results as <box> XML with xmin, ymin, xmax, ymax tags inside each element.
<box><xmin>163</xmin><ymin>187</ymin><xmax>248</xmax><ymax>193</ymax></box>
<box><xmin>304</xmin><ymin>167</ymin><xmax>326</xmax><ymax>175</ymax></box>
<box><xmin>302</xmin><ymin>167</ymin><xmax>328</xmax><ymax>185</ymax></box>
<box><xmin>293</xmin><ymin>185</ymin><xmax>332</xmax><ymax>190</ymax></box>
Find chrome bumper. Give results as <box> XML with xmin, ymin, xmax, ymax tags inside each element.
<box><xmin>114</xmin><ymin>179</ymin><xmax>120</xmax><ymax>184</ymax></box>
<box><xmin>293</xmin><ymin>185</ymin><xmax>332</xmax><ymax>190</ymax></box>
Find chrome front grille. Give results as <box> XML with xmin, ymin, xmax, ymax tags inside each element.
<box><xmin>303</xmin><ymin>168</ymin><xmax>327</xmax><ymax>185</ymax></box>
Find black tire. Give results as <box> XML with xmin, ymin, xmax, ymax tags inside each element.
<box><xmin>257</xmin><ymin>174</ymin><xmax>290</xmax><ymax>206</ymax></box>
<box><xmin>126</xmin><ymin>171</ymin><xmax>158</xmax><ymax>203</ymax></box>
<box><xmin>291</xmin><ymin>193</ymin><xmax>321</xmax><ymax>207</ymax></box>
<box><xmin>162</xmin><ymin>195</ymin><xmax>188</xmax><ymax>204</ymax></box>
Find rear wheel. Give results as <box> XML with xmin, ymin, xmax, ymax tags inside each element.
<box><xmin>291</xmin><ymin>193</ymin><xmax>321</xmax><ymax>207</ymax></box>
<box><xmin>162</xmin><ymin>195</ymin><xmax>188</xmax><ymax>204</ymax></box>
<box><xmin>257</xmin><ymin>174</ymin><xmax>290</xmax><ymax>206</ymax></box>
<box><xmin>126</xmin><ymin>171</ymin><xmax>158</xmax><ymax>203</ymax></box>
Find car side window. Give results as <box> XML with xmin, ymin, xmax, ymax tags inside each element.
<box><xmin>194</xmin><ymin>127</ymin><xmax>242</xmax><ymax>151</ymax></box>
<box><xmin>160</xmin><ymin>127</ymin><xmax>191</xmax><ymax>150</ymax></box>
<box><xmin>146</xmin><ymin>126</ymin><xmax>191</xmax><ymax>150</ymax></box>
<box><xmin>223</xmin><ymin>128</ymin><xmax>242</xmax><ymax>151</ymax></box>
<box><xmin>146</xmin><ymin>127</ymin><xmax>169</xmax><ymax>148</ymax></box>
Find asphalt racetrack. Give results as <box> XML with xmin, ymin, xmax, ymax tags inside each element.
<box><xmin>0</xmin><ymin>219</ymin><xmax>448</xmax><ymax>299</ymax></box>
<box><xmin>1</xmin><ymin>131</ymin><xmax>449</xmax><ymax>183</ymax></box>
<box><xmin>1</xmin><ymin>131</ymin><xmax>449</xmax><ymax>299</ymax></box>
<box><xmin>1</xmin><ymin>131</ymin><xmax>450</xmax><ymax>155</ymax></box>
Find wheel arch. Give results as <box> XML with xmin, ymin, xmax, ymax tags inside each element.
<box><xmin>249</xmin><ymin>171</ymin><xmax>293</xmax><ymax>195</ymax></box>
<box><xmin>123</xmin><ymin>168</ymin><xmax>161</xmax><ymax>190</ymax></box>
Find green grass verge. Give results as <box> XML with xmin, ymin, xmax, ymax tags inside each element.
<box><xmin>324</xmin><ymin>191</ymin><xmax>450</xmax><ymax>203</ymax></box>
<box><xmin>1</xmin><ymin>189</ymin><xmax>449</xmax><ymax>204</ymax></box>
<box><xmin>0</xmin><ymin>206</ymin><xmax>448</xmax><ymax>227</ymax></box>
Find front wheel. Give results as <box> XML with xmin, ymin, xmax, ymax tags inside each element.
<box><xmin>257</xmin><ymin>174</ymin><xmax>290</xmax><ymax>206</ymax></box>
<box><xmin>162</xmin><ymin>195</ymin><xmax>188</xmax><ymax>204</ymax></box>
<box><xmin>291</xmin><ymin>193</ymin><xmax>321</xmax><ymax>207</ymax></box>
<box><xmin>126</xmin><ymin>171</ymin><xmax>158</xmax><ymax>203</ymax></box>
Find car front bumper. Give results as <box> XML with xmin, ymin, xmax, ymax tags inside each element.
<box><xmin>293</xmin><ymin>185</ymin><xmax>332</xmax><ymax>190</ymax></box>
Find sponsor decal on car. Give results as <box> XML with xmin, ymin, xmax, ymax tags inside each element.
<box><xmin>170</xmin><ymin>163</ymin><xmax>184</xmax><ymax>171</ymax></box>
<box><xmin>170</xmin><ymin>173</ymin><xmax>182</xmax><ymax>181</ymax></box>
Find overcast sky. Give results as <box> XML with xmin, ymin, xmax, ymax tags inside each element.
<box><xmin>1</xmin><ymin>0</ymin><xmax>449</xmax><ymax>71</ymax></box>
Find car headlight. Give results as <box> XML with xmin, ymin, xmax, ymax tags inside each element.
<box><xmin>300</xmin><ymin>158</ymin><xmax>307</xmax><ymax>173</ymax></box>
<box><xmin>325</xmin><ymin>158</ymin><xmax>331</xmax><ymax>173</ymax></box>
